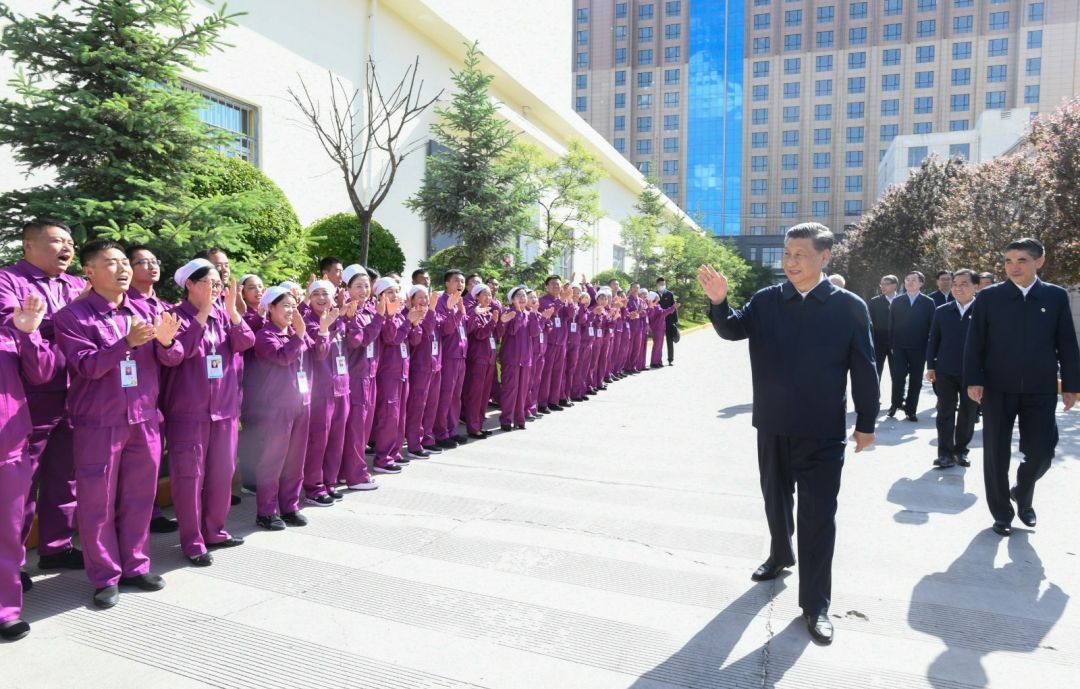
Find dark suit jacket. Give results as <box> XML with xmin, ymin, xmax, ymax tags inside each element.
<box><xmin>868</xmin><ymin>294</ymin><xmax>893</xmax><ymax>346</ymax></box>
<box><xmin>929</xmin><ymin>290</ymin><xmax>954</xmax><ymax>307</ymax></box>
<box><xmin>709</xmin><ymin>280</ymin><xmax>879</xmax><ymax>439</ymax></box>
<box><xmin>927</xmin><ymin>300</ymin><xmax>974</xmax><ymax>378</ymax></box>
<box><xmin>890</xmin><ymin>293</ymin><xmax>936</xmax><ymax>351</ymax></box>
<box><xmin>659</xmin><ymin>289</ymin><xmax>679</xmax><ymax>330</ymax></box>
<box><xmin>963</xmin><ymin>279</ymin><xmax>1080</xmax><ymax>394</ymax></box>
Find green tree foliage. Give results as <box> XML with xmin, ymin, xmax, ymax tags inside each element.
<box><xmin>619</xmin><ymin>182</ymin><xmax>665</xmax><ymax>282</ymax></box>
<box><xmin>591</xmin><ymin>268</ymin><xmax>633</xmax><ymax>288</ymax></box>
<box><xmin>306</xmin><ymin>213</ymin><xmax>405</xmax><ymax>276</ymax></box>
<box><xmin>654</xmin><ymin>228</ymin><xmax>751</xmax><ymax>318</ymax></box>
<box><xmin>406</xmin><ymin>41</ymin><xmax>540</xmax><ymax>268</ymax></box>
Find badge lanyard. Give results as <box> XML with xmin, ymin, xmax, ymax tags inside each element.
<box><xmin>37</xmin><ymin>279</ymin><xmax>65</xmax><ymax>312</ymax></box>
<box><xmin>107</xmin><ymin>313</ymin><xmax>137</xmax><ymax>388</ymax></box>
<box><xmin>205</xmin><ymin>318</ymin><xmax>224</xmax><ymax>379</ymax></box>
<box><xmin>335</xmin><ymin>331</ymin><xmax>347</xmax><ymax>375</ymax></box>
<box><xmin>297</xmin><ymin>344</ymin><xmax>310</xmax><ymax>395</ymax></box>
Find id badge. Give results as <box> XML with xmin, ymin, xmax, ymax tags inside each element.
<box><xmin>400</xmin><ymin>342</ymin><xmax>409</xmax><ymax>359</ymax></box>
<box><xmin>554</xmin><ymin>317</ymin><xmax>562</xmax><ymax>328</ymax></box>
<box><xmin>488</xmin><ymin>336</ymin><xmax>496</xmax><ymax>350</ymax></box>
<box><xmin>432</xmin><ymin>339</ymin><xmax>439</xmax><ymax>356</ymax></box>
<box><xmin>335</xmin><ymin>355</ymin><xmax>348</xmax><ymax>375</ymax></box>
<box><xmin>589</xmin><ymin>326</ymin><xmax>595</xmax><ymax>337</ymax></box>
<box><xmin>458</xmin><ymin>324</ymin><xmax>467</xmax><ymax>340</ymax></box>
<box><xmin>206</xmin><ymin>354</ymin><xmax>224</xmax><ymax>379</ymax></box>
<box><xmin>366</xmin><ymin>342</ymin><xmax>374</xmax><ymax>359</ymax></box>
<box><xmin>539</xmin><ymin>332</ymin><xmax>545</xmax><ymax>344</ymax></box>
<box><xmin>296</xmin><ymin>370</ymin><xmax>310</xmax><ymax>395</ymax></box>
<box><xmin>120</xmin><ymin>359</ymin><xmax>138</xmax><ymax>388</ymax></box>
<box><xmin>570</xmin><ymin>322</ymin><xmax>577</xmax><ymax>333</ymax></box>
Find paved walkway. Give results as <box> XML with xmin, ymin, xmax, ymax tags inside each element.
<box><xmin>10</xmin><ymin>328</ymin><xmax>1079</xmax><ymax>688</ymax></box>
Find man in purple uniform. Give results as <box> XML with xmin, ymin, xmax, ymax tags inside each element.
<box><xmin>434</xmin><ymin>270</ymin><xmax>469</xmax><ymax>448</ymax></box>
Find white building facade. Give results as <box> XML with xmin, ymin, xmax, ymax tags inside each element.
<box><xmin>0</xmin><ymin>0</ymin><xmax>694</xmax><ymax>277</ymax></box>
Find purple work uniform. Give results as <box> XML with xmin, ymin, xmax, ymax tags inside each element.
<box><xmin>626</xmin><ymin>295</ymin><xmax>644</xmax><ymax>373</ymax></box>
<box><xmin>538</xmin><ymin>294</ymin><xmax>574</xmax><ymax>408</ymax></box>
<box><xmin>462</xmin><ymin>303</ymin><xmax>502</xmax><ymax>434</ymax></box>
<box><xmin>488</xmin><ymin>298</ymin><xmax>503</xmax><ymax>407</ymax></box>
<box><xmin>434</xmin><ymin>292</ymin><xmax>468</xmax><ymax>442</ymax></box>
<box><xmin>527</xmin><ymin>313</ymin><xmax>552</xmax><ymax>418</ymax></box>
<box><xmin>161</xmin><ymin>301</ymin><xmax>254</xmax><ymax>558</ymax></box>
<box><xmin>406</xmin><ymin>308</ymin><xmax>443</xmax><ymax>454</ymax></box>
<box><xmin>0</xmin><ymin>327</ymin><xmax>57</xmax><ymax>626</ymax></box>
<box><xmin>53</xmin><ymin>291</ymin><xmax>184</xmax><ymax>589</ymax></box>
<box><xmin>241</xmin><ymin>325</ymin><xmax>320</xmax><ymax>518</ymax></box>
<box><xmin>0</xmin><ymin>260</ymin><xmax>85</xmax><ymax>561</ymax></box>
<box><xmin>303</xmin><ymin>310</ymin><xmax>349</xmax><ymax>500</ymax></box>
<box><xmin>340</xmin><ymin>303</ymin><xmax>382</xmax><ymax>486</ymax></box>
<box><xmin>499</xmin><ymin>310</ymin><xmax>539</xmax><ymax>428</ymax></box>
<box><xmin>372</xmin><ymin>312</ymin><xmax>421</xmax><ymax>468</ymax></box>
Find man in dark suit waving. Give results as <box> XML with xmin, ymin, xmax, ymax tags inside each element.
<box><xmin>964</xmin><ymin>238</ymin><xmax>1079</xmax><ymax>536</ymax></box>
<box><xmin>656</xmin><ymin>277</ymin><xmax>678</xmax><ymax>365</ymax></box>
<box><xmin>699</xmin><ymin>223</ymin><xmax>878</xmax><ymax>646</ymax></box>
<box><xmin>926</xmin><ymin>269</ymin><xmax>979</xmax><ymax>469</ymax></box>
<box><xmin>889</xmin><ymin>271</ymin><xmax>937</xmax><ymax>421</ymax></box>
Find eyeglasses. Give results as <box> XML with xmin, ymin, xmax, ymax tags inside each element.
<box><xmin>133</xmin><ymin>259</ymin><xmax>160</xmax><ymax>268</ymax></box>
<box><xmin>198</xmin><ymin>278</ymin><xmax>224</xmax><ymax>290</ymax></box>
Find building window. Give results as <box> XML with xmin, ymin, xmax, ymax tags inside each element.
<box><xmin>663</xmin><ymin>182</ymin><xmax>678</xmax><ymax>197</ymax></box>
<box><xmin>664</xmin><ymin>114</ymin><xmax>680</xmax><ymax>130</ymax></box>
<box><xmin>752</xmin><ymin>132</ymin><xmax>768</xmax><ymax>148</ymax></box>
<box><xmin>664</xmin><ymin>91</ymin><xmax>680</xmax><ymax>107</ymax></box>
<box><xmin>576</xmin><ymin>52</ymin><xmax>588</xmax><ymax>69</ymax></box>
<box><xmin>638</xmin><ymin>49</ymin><xmax>654</xmax><ymax>66</ymax></box>
<box><xmin>847</xmin><ymin>126</ymin><xmax>865</xmax><ymax>144</ymax></box>
<box><xmin>781</xmin><ymin>202</ymin><xmax>797</xmax><ymax>218</ymax></box>
<box><xmin>884</xmin><ymin>0</ymin><xmax>903</xmax><ymax>16</ymax></box>
<box><xmin>951</xmin><ymin>94</ymin><xmax>970</xmax><ymax>112</ymax></box>
<box><xmin>987</xmin><ymin>65</ymin><xmax>1007</xmax><ymax>83</ymax></box>
<box><xmin>577</xmin><ymin>8</ymin><xmax>588</xmax><ymax>23</ymax></box>
<box><xmin>916</xmin><ymin>46</ymin><xmax>934</xmax><ymax>63</ymax></box>
<box><xmin>1029</xmin><ymin>2</ymin><xmax>1044</xmax><ymax>21</ymax></box>
<box><xmin>614</xmin><ymin>93</ymin><xmax>626</xmax><ymax>109</ymax></box>
<box><xmin>882</xmin><ymin>74</ymin><xmax>900</xmax><ymax>91</ymax></box>
<box><xmin>615</xmin><ymin>25</ymin><xmax>628</xmax><ymax>40</ymax></box>
<box><xmin>783</xmin><ymin>154</ymin><xmax>799</xmax><ymax>170</ymax></box>
<box><xmin>988</xmin><ymin>38</ymin><xmax>1008</xmax><ymax>57</ymax></box>
<box><xmin>577</xmin><ymin>30</ymin><xmax>589</xmax><ymax>46</ymax></box>
<box><xmin>639</xmin><ymin>3</ymin><xmax>654</xmax><ymax>19</ymax></box>
<box><xmin>189</xmin><ymin>83</ymin><xmax>260</xmax><ymax>165</ymax></box>
<box><xmin>815</xmin><ymin>104</ymin><xmax>832</xmax><ymax>121</ymax></box>
<box><xmin>665</xmin><ymin>23</ymin><xmax>681</xmax><ymax>39</ymax></box>
<box><xmin>785</xmin><ymin>58</ymin><xmax>802</xmax><ymax>75</ymax></box>
<box><xmin>916</xmin><ymin>20</ymin><xmax>936</xmax><ymax>38</ymax></box>
<box><xmin>953</xmin><ymin>42</ymin><xmax>972</xmax><ymax>60</ymax></box>
<box><xmin>989</xmin><ymin>11</ymin><xmax>1009</xmax><ymax>31</ymax></box>
<box><xmin>986</xmin><ymin>91</ymin><xmax>1006</xmax><ymax>109</ymax></box>
<box><xmin>615</xmin><ymin>2</ymin><xmax>628</xmax><ymax>19</ymax></box>
<box><xmin>950</xmin><ymin>143</ymin><xmax>971</xmax><ymax>160</ymax></box>
<box><xmin>783</xmin><ymin>106</ymin><xmax>800</xmax><ymax>122</ymax></box>
<box><xmin>908</xmin><ymin>146</ymin><xmax>928</xmax><ymax>167</ymax></box>
<box><xmin>952</xmin><ymin>68</ymin><xmax>971</xmax><ymax>86</ymax></box>
<box><xmin>636</xmin><ymin>139</ymin><xmax>652</xmax><ymax>154</ymax></box>
<box><xmin>849</xmin><ymin>27</ymin><xmax>868</xmax><ymax>45</ymax></box>
<box><xmin>850</xmin><ymin>2</ymin><xmax>868</xmax><ymax>20</ymax></box>
<box><xmin>914</xmin><ymin>96</ymin><xmax>933</xmax><ymax>114</ymax></box>
<box><xmin>751</xmin><ymin>203</ymin><xmax>767</xmax><ymax>218</ymax></box>
<box><xmin>954</xmin><ymin>0</ymin><xmax>973</xmax><ymax>6</ymax></box>
<box><xmin>848</xmin><ymin>77</ymin><xmax>866</xmax><ymax>94</ymax></box>
<box><xmin>663</xmin><ymin>137</ymin><xmax>679</xmax><ymax>153</ymax></box>
<box><xmin>749</xmin><ymin>227</ymin><xmax>766</xmax><ymax>238</ymax></box>
<box><xmin>882</xmin><ymin>49</ymin><xmax>901</xmax><ymax>66</ymax></box>
<box><xmin>614</xmin><ymin>138</ymin><xmax>625</xmax><ymax>153</ymax></box>
<box><xmin>753</xmin><ymin>37</ymin><xmax>771</xmax><ymax>54</ymax></box>
<box><xmin>637</xmin><ymin>116</ymin><xmax>652</xmax><ymax>132</ymax></box>
<box><xmin>1026</xmin><ymin>58</ymin><xmax>1041</xmax><ymax>77</ymax></box>
<box><xmin>881</xmin><ymin>99</ymin><xmax>900</xmax><ymax>116</ymax></box>
<box><xmin>847</xmin><ymin>101</ymin><xmax>865</xmax><ymax>119</ymax></box>
<box><xmin>818</xmin><ymin>6</ymin><xmax>835</xmax><ymax>23</ymax></box>
<box><xmin>753</xmin><ymin>61</ymin><xmax>769</xmax><ymax>78</ymax></box>
<box><xmin>663</xmin><ymin>159</ymin><xmax>679</xmax><ymax>176</ymax></box>
<box><xmin>816</xmin><ymin>55</ymin><xmax>832</xmax><ymax>72</ymax></box>
<box><xmin>785</xmin><ymin>9</ymin><xmax>803</xmax><ymax>27</ymax></box>
<box><xmin>638</xmin><ymin>26</ymin><xmax>654</xmax><ymax>42</ymax></box>
<box><xmin>813</xmin><ymin>152</ymin><xmax>831</xmax><ymax>169</ymax></box>
<box><xmin>752</xmin><ymin>108</ymin><xmax>768</xmax><ymax>125</ymax></box>
<box><xmin>784</xmin><ymin>34</ymin><xmax>802</xmax><ymax>51</ymax></box>
<box><xmin>751</xmin><ymin>155</ymin><xmax>767</xmax><ymax>172</ymax></box>
<box><xmin>783</xmin><ymin>130</ymin><xmax>799</xmax><ymax>147</ymax></box>
<box><xmin>845</xmin><ymin>175</ymin><xmax>863</xmax><ymax>192</ymax></box>
<box><xmin>814</xmin><ymin>128</ymin><xmax>832</xmax><ymax>144</ymax></box>
<box><xmin>884</xmin><ymin>24</ymin><xmax>902</xmax><ymax>41</ymax></box>
<box><xmin>754</xmin><ymin>13</ymin><xmax>772</xmax><ymax>30</ymax></box>
<box><xmin>762</xmin><ymin>247</ymin><xmax>783</xmax><ymax>268</ymax></box>
<box><xmin>614</xmin><ymin>116</ymin><xmax>625</xmax><ymax>131</ymax></box>
<box><xmin>954</xmin><ymin>15</ymin><xmax>973</xmax><ymax>33</ymax></box>
<box><xmin>918</xmin><ymin>0</ymin><xmax>937</xmax><ymax>11</ymax></box>
<box><xmin>575</xmin><ymin>96</ymin><xmax>587</xmax><ymax>112</ymax></box>
<box><xmin>844</xmin><ymin>200</ymin><xmax>863</xmax><ymax>216</ymax></box>
<box><xmin>615</xmin><ymin>48</ymin><xmax>627</xmax><ymax>64</ymax></box>
<box><xmin>784</xmin><ymin>82</ymin><xmax>801</xmax><ymax>99</ymax></box>
<box><xmin>1028</xmin><ymin>30</ymin><xmax>1043</xmax><ymax>49</ymax></box>
<box><xmin>782</xmin><ymin>178</ymin><xmax>798</xmax><ymax>194</ymax></box>
<box><xmin>638</xmin><ymin>71</ymin><xmax>654</xmax><ymax>87</ymax></box>
<box><xmin>915</xmin><ymin>71</ymin><xmax>934</xmax><ymax>89</ymax></box>
<box><xmin>753</xmin><ymin>85</ymin><xmax>769</xmax><ymax>101</ymax></box>
<box><xmin>949</xmin><ymin>119</ymin><xmax>969</xmax><ymax>132</ymax></box>
<box><xmin>813</xmin><ymin>201</ymin><xmax>830</xmax><ymax>216</ymax></box>
<box><xmin>637</xmin><ymin>94</ymin><xmax>653</xmax><ymax>108</ymax></box>
<box><xmin>664</xmin><ymin>46</ymin><xmax>680</xmax><ymax>63</ymax></box>
<box><xmin>881</xmin><ymin>124</ymin><xmax>899</xmax><ymax>141</ymax></box>
<box><xmin>845</xmin><ymin>150</ymin><xmax>864</xmax><ymax>168</ymax></box>
<box><xmin>576</xmin><ymin>74</ymin><xmax>587</xmax><ymax>90</ymax></box>
<box><xmin>815</xmin><ymin>79</ymin><xmax>833</xmax><ymax>96</ymax></box>
<box><xmin>615</xmin><ymin>70</ymin><xmax>626</xmax><ymax>86</ymax></box>
<box><xmin>664</xmin><ymin>68</ymin><xmax>680</xmax><ymax>85</ymax></box>
<box><xmin>1025</xmin><ymin>85</ymin><xmax>1040</xmax><ymax>104</ymax></box>
<box><xmin>666</xmin><ymin>0</ymin><xmax>682</xmax><ymax>16</ymax></box>
<box><xmin>817</xmin><ymin>31</ymin><xmax>834</xmax><ymax>49</ymax></box>
<box><xmin>813</xmin><ymin>176</ymin><xmax>830</xmax><ymax>193</ymax></box>
<box><xmin>913</xmin><ymin>122</ymin><xmax>932</xmax><ymax>134</ymax></box>
<box><xmin>849</xmin><ymin>52</ymin><xmax>866</xmax><ymax>70</ymax></box>
<box><xmin>751</xmin><ymin>179</ymin><xmax>768</xmax><ymax>196</ymax></box>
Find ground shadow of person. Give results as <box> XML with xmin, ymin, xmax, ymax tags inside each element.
<box><xmin>717</xmin><ymin>403</ymin><xmax>754</xmax><ymax>419</ymax></box>
<box><xmin>628</xmin><ymin>578</ymin><xmax>811</xmax><ymax>688</ymax></box>
<box><xmin>886</xmin><ymin>468</ymin><xmax>978</xmax><ymax>525</ymax></box>
<box><xmin>909</xmin><ymin>529</ymin><xmax>1067</xmax><ymax>688</ymax></box>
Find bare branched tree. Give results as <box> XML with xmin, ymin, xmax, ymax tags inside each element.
<box><xmin>289</xmin><ymin>57</ymin><xmax>442</xmax><ymax>265</ymax></box>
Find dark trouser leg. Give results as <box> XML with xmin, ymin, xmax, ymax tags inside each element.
<box><xmin>1014</xmin><ymin>393</ymin><xmax>1058</xmax><ymax>508</ymax></box>
<box><xmin>903</xmin><ymin>349</ymin><xmax>927</xmax><ymax>415</ymax></box>
<box><xmin>953</xmin><ymin>378</ymin><xmax>979</xmax><ymax>455</ymax></box>
<box><xmin>889</xmin><ymin>349</ymin><xmax>909</xmax><ymax>410</ymax></box>
<box><xmin>874</xmin><ymin>341</ymin><xmax>889</xmax><ymax>383</ymax></box>
<box><xmin>791</xmin><ymin>437</ymin><xmax>845</xmax><ymax>616</ymax></box>
<box><xmin>757</xmin><ymin>432</ymin><xmax>796</xmax><ymax>569</ymax></box>
<box><xmin>935</xmin><ymin>373</ymin><xmax>961</xmax><ymax>457</ymax></box>
<box><xmin>666</xmin><ymin>326</ymin><xmax>675</xmax><ymax>363</ymax></box>
<box><xmin>981</xmin><ymin>390</ymin><xmax>1019</xmax><ymax>523</ymax></box>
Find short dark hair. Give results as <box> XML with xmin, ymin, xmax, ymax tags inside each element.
<box><xmin>545</xmin><ymin>275</ymin><xmax>561</xmax><ymax>286</ymax></box>
<box><xmin>978</xmin><ymin>272</ymin><xmax>994</xmax><ymax>282</ymax></box>
<box><xmin>905</xmin><ymin>270</ymin><xmax>926</xmax><ymax>283</ymax></box>
<box><xmin>1004</xmin><ymin>237</ymin><xmax>1044</xmax><ymax>259</ymax></box>
<box><xmin>80</xmin><ymin>239</ymin><xmax>125</xmax><ymax>265</ymax></box>
<box><xmin>784</xmin><ymin>222</ymin><xmax>834</xmax><ymax>252</ymax></box>
<box><xmin>22</xmin><ymin>217</ymin><xmax>72</xmax><ymax>239</ymax></box>
<box><xmin>444</xmin><ymin>269</ymin><xmax>465</xmax><ymax>284</ymax></box>
<box><xmin>319</xmin><ymin>256</ymin><xmax>342</xmax><ymax>272</ymax></box>
<box><xmin>366</xmin><ymin>266</ymin><xmax>380</xmax><ymax>281</ymax></box>
<box><xmin>195</xmin><ymin>247</ymin><xmax>228</xmax><ymax>261</ymax></box>
<box><xmin>952</xmin><ymin>268</ymin><xmax>977</xmax><ymax>284</ymax></box>
<box><xmin>880</xmin><ymin>274</ymin><xmax>898</xmax><ymax>285</ymax></box>
<box><xmin>486</xmin><ymin>276</ymin><xmax>499</xmax><ymax>285</ymax></box>
<box><xmin>935</xmin><ymin>270</ymin><xmax>953</xmax><ymax>279</ymax></box>
<box><xmin>655</xmin><ymin>277</ymin><xmax>667</xmax><ymax>284</ymax></box>
<box><xmin>464</xmin><ymin>272</ymin><xmax>480</xmax><ymax>284</ymax></box>
<box><xmin>125</xmin><ymin>244</ymin><xmax>154</xmax><ymax>261</ymax></box>
<box><xmin>411</xmin><ymin>268</ymin><xmax>428</xmax><ymax>281</ymax></box>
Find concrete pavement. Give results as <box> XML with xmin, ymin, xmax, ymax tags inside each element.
<box><xmin>9</xmin><ymin>327</ymin><xmax>1079</xmax><ymax>688</ymax></box>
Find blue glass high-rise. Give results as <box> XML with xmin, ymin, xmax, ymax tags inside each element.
<box><xmin>687</xmin><ymin>0</ymin><xmax>743</xmax><ymax>236</ymax></box>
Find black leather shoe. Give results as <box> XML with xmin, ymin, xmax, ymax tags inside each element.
<box><xmin>805</xmin><ymin>612</ymin><xmax>834</xmax><ymax>645</ymax></box>
<box><xmin>468</xmin><ymin>432</ymin><xmax>486</xmax><ymax>440</ymax></box>
<box><xmin>549</xmin><ymin>403</ymin><xmax>564</xmax><ymax>411</ymax></box>
<box><xmin>751</xmin><ymin>560</ymin><xmax>790</xmax><ymax>582</ymax></box>
<box><xmin>1011</xmin><ymin>487</ymin><xmax>1036</xmax><ymax>527</ymax></box>
<box><xmin>207</xmin><ymin>536</ymin><xmax>245</xmax><ymax>549</ymax></box>
<box><xmin>560</xmin><ymin>399</ymin><xmax>574</xmax><ymax>407</ymax></box>
<box><xmin>281</xmin><ymin>511</ymin><xmax>308</xmax><ymax>527</ymax></box>
<box><xmin>992</xmin><ymin>521</ymin><xmax>1012</xmax><ymax>537</ymax></box>
<box><xmin>0</xmin><ymin>619</ymin><xmax>30</xmax><ymax>641</ymax></box>
<box><xmin>20</xmin><ymin>570</ymin><xmax>32</xmax><ymax>592</ymax></box>
<box><xmin>500</xmin><ymin>424</ymin><xmax>513</xmax><ymax>432</ymax></box>
<box><xmin>256</xmin><ymin>514</ymin><xmax>286</xmax><ymax>530</ymax></box>
<box><xmin>956</xmin><ymin>453</ymin><xmax>971</xmax><ymax>467</ymax></box>
<box><xmin>437</xmin><ymin>438</ymin><xmax>458</xmax><ymax>449</ymax></box>
<box><xmin>538</xmin><ymin>407</ymin><xmax>551</xmax><ymax>415</ymax></box>
<box><xmin>453</xmin><ymin>435</ymin><xmax>469</xmax><ymax>444</ymax></box>
<box><xmin>188</xmin><ymin>553</ymin><xmax>213</xmax><ymax>567</ymax></box>
<box><xmin>149</xmin><ymin>516</ymin><xmax>179</xmax><ymax>533</ymax></box>
<box><xmin>38</xmin><ymin>547</ymin><xmax>84</xmax><ymax>570</ymax></box>
<box><xmin>231</xmin><ymin>494</ymin><xmax>242</xmax><ymax>506</ymax></box>
<box><xmin>906</xmin><ymin>414</ymin><xmax>919</xmax><ymax>422</ymax></box>
<box><xmin>93</xmin><ymin>585</ymin><xmax>119</xmax><ymax>609</ymax></box>
<box><xmin>886</xmin><ymin>406</ymin><xmax>898</xmax><ymax>418</ymax></box>
<box><xmin>119</xmin><ymin>573</ymin><xmax>165</xmax><ymax>591</ymax></box>
<box><xmin>933</xmin><ymin>455</ymin><xmax>956</xmax><ymax>469</ymax></box>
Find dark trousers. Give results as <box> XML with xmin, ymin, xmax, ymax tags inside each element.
<box><xmin>665</xmin><ymin>325</ymin><xmax>677</xmax><ymax>363</ymax></box>
<box><xmin>757</xmin><ymin>432</ymin><xmax>845</xmax><ymax>616</ymax></box>
<box><xmin>980</xmin><ymin>390</ymin><xmax>1058</xmax><ymax>522</ymax></box>
<box><xmin>874</xmin><ymin>341</ymin><xmax>891</xmax><ymax>383</ymax></box>
<box><xmin>890</xmin><ymin>347</ymin><xmax>927</xmax><ymax>414</ymax></box>
<box><xmin>935</xmin><ymin>372</ymin><xmax>978</xmax><ymax>458</ymax></box>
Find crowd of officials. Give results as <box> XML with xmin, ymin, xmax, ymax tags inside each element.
<box><xmin>0</xmin><ymin>217</ymin><xmax>683</xmax><ymax>641</ymax></box>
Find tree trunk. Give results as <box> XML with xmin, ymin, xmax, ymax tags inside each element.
<box><xmin>361</xmin><ymin>212</ymin><xmax>372</xmax><ymax>267</ymax></box>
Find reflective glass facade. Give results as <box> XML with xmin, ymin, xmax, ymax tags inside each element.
<box><xmin>687</xmin><ymin>1</ymin><xmax>742</xmax><ymax>235</ymax></box>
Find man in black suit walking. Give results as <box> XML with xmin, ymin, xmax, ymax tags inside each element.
<box><xmin>656</xmin><ymin>277</ymin><xmax>678</xmax><ymax>365</ymax></box>
<box><xmin>699</xmin><ymin>223</ymin><xmax>878</xmax><ymax>646</ymax></box>
<box><xmin>926</xmin><ymin>269</ymin><xmax>979</xmax><ymax>469</ymax></box>
<box><xmin>889</xmin><ymin>271</ymin><xmax>936</xmax><ymax>421</ymax></box>
<box><xmin>868</xmin><ymin>275</ymin><xmax>898</xmax><ymax>382</ymax></box>
<box><xmin>929</xmin><ymin>270</ymin><xmax>954</xmax><ymax>307</ymax></box>
<box><xmin>964</xmin><ymin>238</ymin><xmax>1079</xmax><ymax>536</ymax></box>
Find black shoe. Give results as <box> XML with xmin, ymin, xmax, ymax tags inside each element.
<box><xmin>468</xmin><ymin>432</ymin><xmax>486</xmax><ymax>440</ymax></box>
<box><xmin>515</xmin><ymin>424</ymin><xmax>526</xmax><ymax>430</ymax></box>
<box><xmin>650</xmin><ymin>364</ymin><xmax>663</xmax><ymax>369</ymax></box>
<box><xmin>437</xmin><ymin>438</ymin><xmax>458</xmax><ymax>449</ymax></box>
<box><xmin>805</xmin><ymin>612</ymin><xmax>834</xmax><ymax>645</ymax></box>
<box><xmin>231</xmin><ymin>494</ymin><xmax>241</xmax><ymax>506</ymax></box>
<box><xmin>305</xmin><ymin>494</ymin><xmax>335</xmax><ymax>507</ymax></box>
<box><xmin>992</xmin><ymin>521</ymin><xmax>1012</xmax><ymax>537</ymax></box>
<box><xmin>422</xmin><ymin>444</ymin><xmax>444</xmax><ymax>454</ymax></box>
<box><xmin>20</xmin><ymin>570</ymin><xmax>32</xmax><ymax>592</ymax></box>
<box><xmin>0</xmin><ymin>619</ymin><xmax>30</xmax><ymax>641</ymax></box>
<box><xmin>527</xmin><ymin>414</ymin><xmax>539</xmax><ymax>421</ymax></box>
<box><xmin>453</xmin><ymin>435</ymin><xmax>469</xmax><ymax>444</ymax></box>
<box><xmin>394</xmin><ymin>456</ymin><xmax>411</xmax><ymax>465</ymax></box>
<box><xmin>207</xmin><ymin>536</ymin><xmax>245</xmax><ymax>549</ymax></box>
<box><xmin>93</xmin><ymin>585</ymin><xmax>119</xmax><ymax>609</ymax></box>
<box><xmin>481</xmin><ymin>430</ymin><xmax>493</xmax><ymax>437</ymax></box>
<box><xmin>751</xmin><ymin>560</ymin><xmax>790</xmax><ymax>582</ymax></box>
<box><xmin>933</xmin><ymin>455</ymin><xmax>956</xmax><ymax>469</ymax></box>
<box><xmin>538</xmin><ymin>407</ymin><xmax>551</xmax><ymax>415</ymax></box>
<box><xmin>1010</xmin><ymin>487</ymin><xmax>1037</xmax><ymax>527</ymax></box>
<box><xmin>188</xmin><ymin>553</ymin><xmax>213</xmax><ymax>567</ymax></box>
<box><xmin>256</xmin><ymin>514</ymin><xmax>286</xmax><ymax>531</ymax></box>
<box><xmin>886</xmin><ymin>406</ymin><xmax>898</xmax><ymax>418</ymax></box>
<box><xmin>38</xmin><ymin>547</ymin><xmax>84</xmax><ymax>570</ymax></box>
<box><xmin>281</xmin><ymin>511</ymin><xmax>308</xmax><ymax>527</ymax></box>
<box><xmin>549</xmin><ymin>403</ymin><xmax>564</xmax><ymax>411</ymax></box>
<box><xmin>668</xmin><ymin>361</ymin><xmax>674</xmax><ymax>366</ymax></box>
<box><xmin>500</xmin><ymin>424</ymin><xmax>513</xmax><ymax>432</ymax></box>
<box><xmin>328</xmin><ymin>490</ymin><xmax>345</xmax><ymax>501</ymax></box>
<box><xmin>119</xmin><ymin>573</ymin><xmax>165</xmax><ymax>591</ymax></box>
<box><xmin>407</xmin><ymin>448</ymin><xmax>431</xmax><ymax>459</ymax></box>
<box><xmin>149</xmin><ymin>516</ymin><xmax>179</xmax><ymax>533</ymax></box>
<box><xmin>372</xmin><ymin>464</ymin><xmax>401</xmax><ymax>474</ymax></box>
<box><xmin>560</xmin><ymin>399</ymin><xmax>574</xmax><ymax>407</ymax></box>
<box><xmin>956</xmin><ymin>453</ymin><xmax>971</xmax><ymax>467</ymax></box>
<box><xmin>906</xmin><ymin>414</ymin><xmax>919</xmax><ymax>422</ymax></box>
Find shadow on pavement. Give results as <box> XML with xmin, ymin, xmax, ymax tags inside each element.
<box><xmin>886</xmin><ymin>467</ymin><xmax>978</xmax><ymax>525</ymax></box>
<box><xmin>717</xmin><ymin>403</ymin><xmax>754</xmax><ymax>419</ymax></box>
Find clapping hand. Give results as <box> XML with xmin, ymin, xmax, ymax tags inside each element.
<box><xmin>222</xmin><ymin>279</ymin><xmax>241</xmax><ymax>323</ymax></box>
<box><xmin>291</xmin><ymin>307</ymin><xmax>306</xmax><ymax>334</ymax></box>
<box><xmin>542</xmin><ymin>306</ymin><xmax>555</xmax><ymax>319</ymax></box>
<box><xmin>344</xmin><ymin>300</ymin><xmax>360</xmax><ymax>319</ymax></box>
<box><xmin>125</xmin><ymin>316</ymin><xmax>156</xmax><ymax>347</ymax></box>
<box><xmin>407</xmin><ymin>303</ymin><xmax>427</xmax><ymax>324</ymax></box>
<box><xmin>697</xmin><ymin>265</ymin><xmax>729</xmax><ymax>304</ymax></box>
<box><xmin>318</xmin><ymin>306</ymin><xmax>340</xmax><ymax>335</ymax></box>
<box><xmin>12</xmin><ymin>294</ymin><xmax>46</xmax><ymax>333</ymax></box>
<box><xmin>154</xmin><ymin>312</ymin><xmax>180</xmax><ymax>346</ymax></box>
<box><xmin>386</xmin><ymin>294</ymin><xmax>402</xmax><ymax>316</ymax></box>
<box><xmin>376</xmin><ymin>293</ymin><xmax>388</xmax><ymax>317</ymax></box>
<box><xmin>501</xmin><ymin>310</ymin><xmax>518</xmax><ymax>323</ymax></box>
